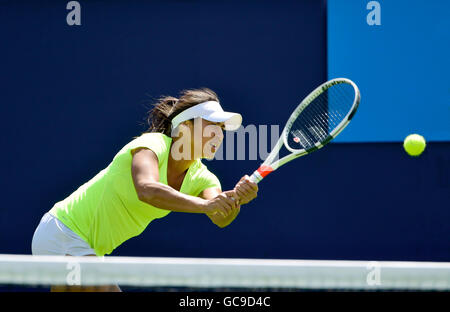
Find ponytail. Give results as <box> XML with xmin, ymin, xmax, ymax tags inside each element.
<box><xmin>146</xmin><ymin>96</ymin><xmax>178</xmax><ymax>136</ymax></box>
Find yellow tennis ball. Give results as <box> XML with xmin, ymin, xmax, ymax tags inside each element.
<box><xmin>403</xmin><ymin>134</ymin><xmax>426</xmax><ymax>156</ymax></box>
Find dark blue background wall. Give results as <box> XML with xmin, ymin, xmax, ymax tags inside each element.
<box><xmin>1</xmin><ymin>1</ymin><xmax>448</xmax><ymax>262</ymax></box>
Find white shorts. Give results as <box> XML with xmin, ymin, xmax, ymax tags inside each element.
<box><xmin>31</xmin><ymin>212</ymin><xmax>96</xmax><ymax>256</ymax></box>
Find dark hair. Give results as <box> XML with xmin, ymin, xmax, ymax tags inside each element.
<box><xmin>145</xmin><ymin>88</ymin><xmax>219</xmax><ymax>136</ymax></box>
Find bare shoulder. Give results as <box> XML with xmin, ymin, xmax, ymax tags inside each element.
<box><xmin>131</xmin><ymin>146</ymin><xmax>150</xmax><ymax>156</ymax></box>
<box><xmin>131</xmin><ymin>148</ymin><xmax>160</xmax><ymax>185</ymax></box>
<box><xmin>131</xmin><ymin>148</ymin><xmax>159</xmax><ymax>164</ymax></box>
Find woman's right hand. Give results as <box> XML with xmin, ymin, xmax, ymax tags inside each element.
<box><xmin>203</xmin><ymin>191</ymin><xmax>239</xmax><ymax>217</ymax></box>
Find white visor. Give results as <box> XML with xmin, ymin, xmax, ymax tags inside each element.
<box><xmin>171</xmin><ymin>101</ymin><xmax>242</xmax><ymax>134</ymax></box>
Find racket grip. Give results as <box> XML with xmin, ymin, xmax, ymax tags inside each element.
<box><xmin>249</xmin><ymin>172</ymin><xmax>262</xmax><ymax>184</ymax></box>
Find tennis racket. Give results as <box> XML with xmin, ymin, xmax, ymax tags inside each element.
<box><xmin>248</xmin><ymin>78</ymin><xmax>360</xmax><ymax>184</ymax></box>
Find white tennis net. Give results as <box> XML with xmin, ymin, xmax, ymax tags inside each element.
<box><xmin>1</xmin><ymin>254</ymin><xmax>449</xmax><ymax>291</ymax></box>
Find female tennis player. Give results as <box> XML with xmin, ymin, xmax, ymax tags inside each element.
<box><xmin>31</xmin><ymin>88</ymin><xmax>258</xmax><ymax>291</ymax></box>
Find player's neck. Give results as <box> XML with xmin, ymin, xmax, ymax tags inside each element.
<box><xmin>169</xmin><ymin>137</ymin><xmax>200</xmax><ymax>174</ymax></box>
<box><xmin>167</xmin><ymin>153</ymin><xmax>196</xmax><ymax>176</ymax></box>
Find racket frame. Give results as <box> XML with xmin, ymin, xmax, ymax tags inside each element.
<box><xmin>249</xmin><ymin>78</ymin><xmax>360</xmax><ymax>183</ymax></box>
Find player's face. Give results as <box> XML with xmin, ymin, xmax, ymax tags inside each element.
<box><xmin>200</xmin><ymin>119</ymin><xmax>225</xmax><ymax>159</ymax></box>
<box><xmin>180</xmin><ymin>118</ymin><xmax>224</xmax><ymax>160</ymax></box>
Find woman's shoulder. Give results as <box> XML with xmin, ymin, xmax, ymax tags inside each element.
<box><xmin>188</xmin><ymin>160</ymin><xmax>221</xmax><ymax>192</ymax></box>
<box><xmin>126</xmin><ymin>132</ymin><xmax>172</xmax><ymax>157</ymax></box>
<box><xmin>192</xmin><ymin>160</ymin><xmax>220</xmax><ymax>180</ymax></box>
<box><xmin>134</xmin><ymin>132</ymin><xmax>171</xmax><ymax>142</ymax></box>
<box><xmin>131</xmin><ymin>132</ymin><xmax>171</xmax><ymax>146</ymax></box>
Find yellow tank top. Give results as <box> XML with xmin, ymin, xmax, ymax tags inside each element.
<box><xmin>50</xmin><ymin>133</ymin><xmax>221</xmax><ymax>256</ymax></box>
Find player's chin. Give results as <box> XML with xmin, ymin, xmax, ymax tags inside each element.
<box><xmin>202</xmin><ymin>149</ymin><xmax>217</xmax><ymax>160</ymax></box>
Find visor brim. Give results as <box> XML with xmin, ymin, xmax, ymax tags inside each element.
<box><xmin>203</xmin><ymin>112</ymin><xmax>242</xmax><ymax>131</ymax></box>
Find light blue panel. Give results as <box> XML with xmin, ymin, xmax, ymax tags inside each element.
<box><xmin>328</xmin><ymin>0</ymin><xmax>450</xmax><ymax>142</ymax></box>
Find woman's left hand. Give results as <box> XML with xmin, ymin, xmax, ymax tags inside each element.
<box><xmin>233</xmin><ymin>175</ymin><xmax>258</xmax><ymax>205</ymax></box>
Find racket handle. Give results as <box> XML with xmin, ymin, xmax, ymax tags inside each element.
<box><xmin>249</xmin><ymin>172</ymin><xmax>262</xmax><ymax>184</ymax></box>
<box><xmin>249</xmin><ymin>165</ymin><xmax>274</xmax><ymax>184</ymax></box>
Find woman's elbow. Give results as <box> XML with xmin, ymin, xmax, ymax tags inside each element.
<box><xmin>136</xmin><ymin>182</ymin><xmax>159</xmax><ymax>202</ymax></box>
<box><xmin>215</xmin><ymin>222</ymin><xmax>227</xmax><ymax>229</ymax></box>
<box><xmin>207</xmin><ymin>215</ymin><xmax>227</xmax><ymax>228</ymax></box>
<box><xmin>214</xmin><ymin>219</ymin><xmax>231</xmax><ymax>228</ymax></box>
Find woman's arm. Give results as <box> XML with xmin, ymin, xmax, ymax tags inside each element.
<box><xmin>200</xmin><ymin>175</ymin><xmax>258</xmax><ymax>228</ymax></box>
<box><xmin>131</xmin><ymin>148</ymin><xmax>237</xmax><ymax>217</ymax></box>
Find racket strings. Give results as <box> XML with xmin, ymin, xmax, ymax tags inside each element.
<box><xmin>307</xmin><ymin>97</ymin><xmax>329</xmax><ymax>129</ymax></box>
<box><xmin>301</xmin><ymin>94</ymin><xmax>329</xmax><ymax>135</ymax></box>
<box><xmin>331</xmin><ymin>85</ymin><xmax>353</xmax><ymax>120</ymax></box>
<box><xmin>310</xmin><ymin>93</ymin><xmax>343</xmax><ymax>130</ymax></box>
<box><xmin>292</xmin><ymin>93</ymin><xmax>330</xmax><ymax>148</ymax></box>
<box><xmin>288</xmin><ymin>83</ymin><xmax>355</xmax><ymax>150</ymax></box>
<box><xmin>302</xmin><ymin>107</ymin><xmax>328</xmax><ymax>142</ymax></box>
